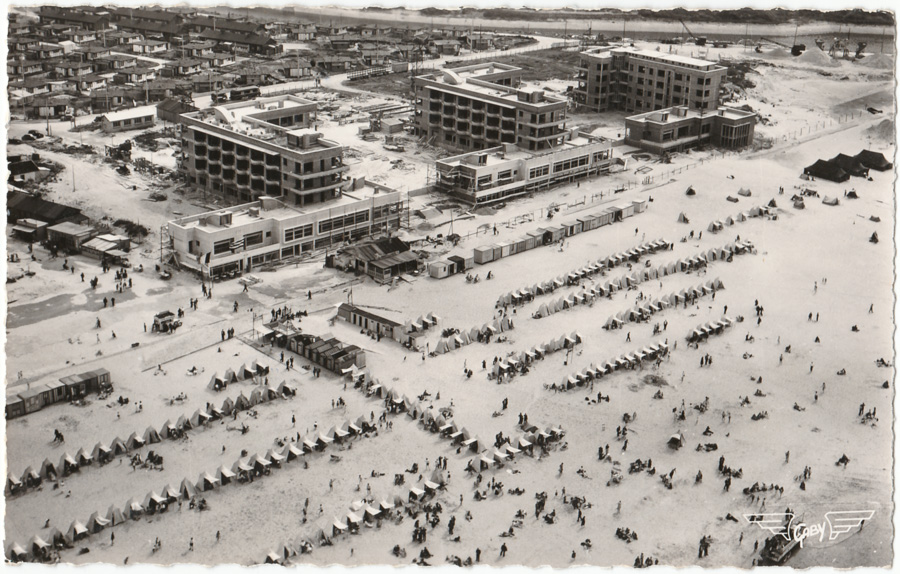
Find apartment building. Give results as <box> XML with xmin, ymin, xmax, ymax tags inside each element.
<box><xmin>574</xmin><ymin>46</ymin><xmax>726</xmax><ymax>114</ymax></box>
<box><xmin>435</xmin><ymin>135</ymin><xmax>619</xmax><ymax>206</ymax></box>
<box><xmin>413</xmin><ymin>63</ymin><xmax>569</xmax><ymax>153</ymax></box>
<box><xmin>179</xmin><ymin>94</ymin><xmax>348</xmax><ymax>206</ymax></box>
<box><xmin>166</xmin><ymin>183</ymin><xmax>403</xmax><ymax>279</ymax></box>
<box><xmin>624</xmin><ymin>105</ymin><xmax>757</xmax><ymax>154</ymax></box>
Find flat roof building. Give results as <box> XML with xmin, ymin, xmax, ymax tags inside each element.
<box><xmin>100</xmin><ymin>108</ymin><xmax>156</xmax><ymax>133</ymax></box>
<box><xmin>180</xmin><ymin>94</ymin><xmax>348</xmax><ymax>206</ymax></box>
<box><xmin>624</xmin><ymin>105</ymin><xmax>757</xmax><ymax>154</ymax></box>
<box><xmin>413</xmin><ymin>63</ymin><xmax>569</xmax><ymax>153</ymax></box>
<box><xmin>435</xmin><ymin>135</ymin><xmax>620</xmax><ymax>206</ymax></box>
<box><xmin>166</xmin><ymin>180</ymin><xmax>403</xmax><ymax>279</ymax></box>
<box><xmin>574</xmin><ymin>46</ymin><xmax>727</xmax><ymax>114</ymax></box>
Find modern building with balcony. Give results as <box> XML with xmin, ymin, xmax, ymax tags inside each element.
<box><xmin>179</xmin><ymin>94</ymin><xmax>348</xmax><ymax>206</ymax></box>
<box><xmin>166</xmin><ymin>181</ymin><xmax>404</xmax><ymax>279</ymax></box>
<box><xmin>435</xmin><ymin>133</ymin><xmax>621</xmax><ymax>206</ymax></box>
<box><xmin>574</xmin><ymin>46</ymin><xmax>727</xmax><ymax>114</ymax></box>
<box><xmin>624</xmin><ymin>105</ymin><xmax>757</xmax><ymax>155</ymax></box>
<box><xmin>413</xmin><ymin>63</ymin><xmax>569</xmax><ymax>153</ymax></box>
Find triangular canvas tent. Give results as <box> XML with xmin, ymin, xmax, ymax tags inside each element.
<box><xmin>677</xmin><ymin>212</ymin><xmax>689</xmax><ymax>223</ymax></box>
<box><xmin>87</xmin><ymin>511</ymin><xmax>111</xmax><ymax>533</ymax></box>
<box><xmin>65</xmin><ymin>520</ymin><xmax>89</xmax><ymax>543</ymax></box>
<box><xmin>123</xmin><ymin>497</ymin><xmax>143</xmax><ymax>519</ymax></box>
<box><xmin>91</xmin><ymin>442</ymin><xmax>113</xmax><ymax>464</ymax></box>
<box><xmin>106</xmin><ymin>505</ymin><xmax>126</xmax><ymax>526</ymax></box>
<box><xmin>208</xmin><ymin>373</ymin><xmax>225</xmax><ymax>391</ymax></box>
<box><xmin>75</xmin><ymin>447</ymin><xmax>93</xmax><ymax>466</ymax></box>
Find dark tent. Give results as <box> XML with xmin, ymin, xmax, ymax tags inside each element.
<box><xmin>803</xmin><ymin>160</ymin><xmax>849</xmax><ymax>183</ymax></box>
<box><xmin>855</xmin><ymin>150</ymin><xmax>892</xmax><ymax>171</ymax></box>
<box><xmin>829</xmin><ymin>154</ymin><xmax>869</xmax><ymax>177</ymax></box>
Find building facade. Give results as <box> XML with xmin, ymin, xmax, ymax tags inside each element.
<box><xmin>413</xmin><ymin>63</ymin><xmax>569</xmax><ymax>153</ymax></box>
<box><xmin>166</xmin><ymin>184</ymin><xmax>404</xmax><ymax>278</ymax></box>
<box><xmin>574</xmin><ymin>47</ymin><xmax>727</xmax><ymax>114</ymax></box>
<box><xmin>624</xmin><ymin>106</ymin><xmax>757</xmax><ymax>154</ymax></box>
<box><xmin>435</xmin><ymin>135</ymin><xmax>620</xmax><ymax>206</ymax></box>
<box><xmin>179</xmin><ymin>94</ymin><xmax>348</xmax><ymax>206</ymax></box>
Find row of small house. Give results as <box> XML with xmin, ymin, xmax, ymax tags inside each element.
<box><xmin>284</xmin><ymin>332</ymin><xmax>367</xmax><ymax>374</ymax></box>
<box><xmin>497</xmin><ymin>239</ymin><xmax>671</xmax><ymax>309</ymax></box>
<box><xmin>6</xmin><ymin>412</ymin><xmax>392</xmax><ymax>564</ymax></box>
<box><xmin>6</xmin><ymin>381</ymin><xmax>298</xmax><ymax>498</ymax></box>
<box><xmin>552</xmin><ymin>340</ymin><xmax>671</xmax><ymax>392</ymax></box>
<box><xmin>335</xmin><ymin>303</ymin><xmax>440</xmax><ymax>349</ymax></box>
<box><xmin>428</xmin><ymin>199</ymin><xmax>648</xmax><ymax>279</ymax></box>
<box><xmin>5</xmin><ymin>369</ymin><xmax>111</xmax><ymax>420</ymax></box>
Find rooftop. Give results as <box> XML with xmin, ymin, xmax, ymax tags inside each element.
<box><xmin>438</xmin><ymin>133</ymin><xmax>611</xmax><ymax>169</ymax></box>
<box><xmin>617</xmin><ymin>47</ymin><xmax>724</xmax><ymax>69</ymax></box>
<box><xmin>183</xmin><ymin>94</ymin><xmax>327</xmax><ymax>150</ymax></box>
<box><xmin>419</xmin><ymin>65</ymin><xmax>565</xmax><ymax>108</ymax></box>
<box><xmin>580</xmin><ymin>46</ymin><xmax>723</xmax><ymax>70</ymax></box>
<box><xmin>627</xmin><ymin>105</ymin><xmax>757</xmax><ymax>124</ymax></box>
<box><xmin>170</xmin><ymin>184</ymin><xmax>398</xmax><ymax>230</ymax></box>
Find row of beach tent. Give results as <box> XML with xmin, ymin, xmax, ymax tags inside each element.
<box><xmin>707</xmin><ymin>204</ymin><xmax>773</xmax><ymax>234</ymax></box>
<box><xmin>7</xmin><ymin>411</ymin><xmax>387</xmax><ymax>564</ymax></box>
<box><xmin>401</xmin><ymin>312</ymin><xmax>441</xmax><ymax>334</ymax></box>
<box><xmin>265</xmin><ymin>466</ymin><xmax>450</xmax><ymax>564</ymax></box>
<box><xmin>496</xmin><ymin>239</ymin><xmax>671</xmax><ymax>308</ymax></box>
<box><xmin>491</xmin><ymin>332</ymin><xmax>582</xmax><ymax>378</ymax></box>
<box><xmin>551</xmin><ymin>340</ymin><xmax>671</xmax><ymax>391</ymax></box>
<box><xmin>6</xmin><ymin>381</ymin><xmax>296</xmax><ymax>498</ymax></box>
<box><xmin>533</xmin><ymin>241</ymin><xmax>749</xmax><ymax>320</ymax></box>
<box><xmin>208</xmin><ymin>360</ymin><xmax>270</xmax><ymax>391</ymax></box>
<box><xmin>432</xmin><ymin>316</ymin><xmax>514</xmax><ymax>355</ymax></box>
<box><xmin>604</xmin><ymin>279</ymin><xmax>725</xmax><ymax>330</ymax></box>
<box><xmin>686</xmin><ymin>316</ymin><xmax>736</xmax><ymax>343</ymax></box>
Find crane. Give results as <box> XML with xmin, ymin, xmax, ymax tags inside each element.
<box><xmin>758</xmin><ymin>36</ymin><xmax>806</xmax><ymax>56</ymax></box>
<box><xmin>679</xmin><ymin>19</ymin><xmax>706</xmax><ymax>46</ymax></box>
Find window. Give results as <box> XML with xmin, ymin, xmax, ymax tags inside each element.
<box><xmin>674</xmin><ymin>73</ymin><xmax>682</xmax><ymax>81</ymax></box>
<box><xmin>697</xmin><ymin>77</ymin><xmax>704</xmax><ymax>85</ymax></box>
<box><xmin>498</xmin><ymin>170</ymin><xmax>512</xmax><ymax>180</ymax></box>
<box><xmin>528</xmin><ymin>165</ymin><xmax>549</xmax><ymax>179</ymax></box>
<box><xmin>213</xmin><ymin>239</ymin><xmax>230</xmax><ymax>254</ymax></box>
<box><xmin>701</xmin><ymin>123</ymin><xmax>711</xmax><ymax>134</ymax></box>
<box><xmin>244</xmin><ymin>231</ymin><xmax>263</xmax><ymax>247</ymax></box>
<box><xmin>662</xmin><ymin>130</ymin><xmax>673</xmax><ymax>142</ymax></box>
<box><xmin>284</xmin><ymin>224</ymin><xmax>313</xmax><ymax>242</ymax></box>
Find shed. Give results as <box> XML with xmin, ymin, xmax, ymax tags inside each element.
<box><xmin>473</xmin><ymin>246</ymin><xmax>493</xmax><ymax>264</ymax></box>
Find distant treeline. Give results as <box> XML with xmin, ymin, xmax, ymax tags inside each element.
<box><xmin>408</xmin><ymin>8</ymin><xmax>894</xmax><ymax>27</ymax></box>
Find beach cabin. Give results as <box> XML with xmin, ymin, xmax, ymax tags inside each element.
<box><xmin>428</xmin><ymin>260</ymin><xmax>451</xmax><ymax>279</ymax></box>
<box><xmin>543</xmin><ymin>225</ymin><xmax>565</xmax><ymax>245</ymax></box>
<box><xmin>473</xmin><ymin>246</ymin><xmax>493</xmax><ymax>264</ymax></box>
